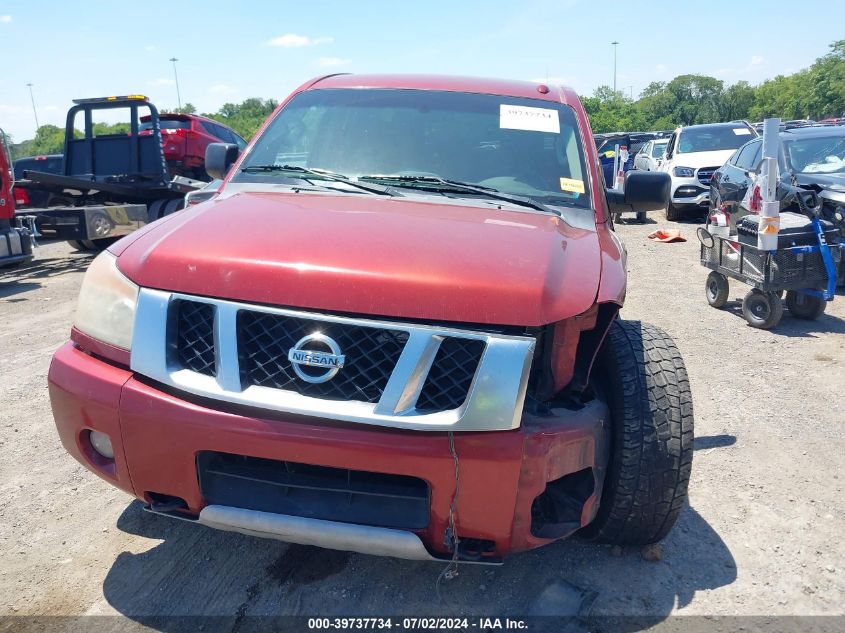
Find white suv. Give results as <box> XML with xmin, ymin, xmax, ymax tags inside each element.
<box><xmin>661</xmin><ymin>122</ymin><xmax>757</xmax><ymax>220</ymax></box>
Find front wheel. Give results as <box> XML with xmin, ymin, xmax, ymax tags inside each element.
<box><xmin>742</xmin><ymin>289</ymin><xmax>783</xmax><ymax>329</ymax></box>
<box><xmin>705</xmin><ymin>271</ymin><xmax>729</xmax><ymax>308</ymax></box>
<box><xmin>581</xmin><ymin>320</ymin><xmax>694</xmax><ymax>546</ymax></box>
<box><xmin>636</xmin><ymin>211</ymin><xmax>647</xmax><ymax>223</ymax></box>
<box><xmin>665</xmin><ymin>203</ymin><xmax>682</xmax><ymax>221</ymax></box>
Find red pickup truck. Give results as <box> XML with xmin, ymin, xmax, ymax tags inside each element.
<box><xmin>140</xmin><ymin>113</ymin><xmax>247</xmax><ymax>180</ymax></box>
<box><xmin>49</xmin><ymin>74</ymin><xmax>690</xmax><ymax>562</ymax></box>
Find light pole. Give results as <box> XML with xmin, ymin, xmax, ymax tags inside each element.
<box><xmin>169</xmin><ymin>57</ymin><xmax>182</xmax><ymax>110</ymax></box>
<box><xmin>629</xmin><ymin>85</ymin><xmax>634</xmax><ymax>100</ymax></box>
<box><xmin>26</xmin><ymin>83</ymin><xmax>40</xmax><ymax>130</ymax></box>
<box><xmin>611</xmin><ymin>41</ymin><xmax>619</xmax><ymax>93</ymax></box>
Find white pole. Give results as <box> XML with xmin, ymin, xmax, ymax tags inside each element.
<box><xmin>757</xmin><ymin>118</ymin><xmax>781</xmax><ymax>251</ymax></box>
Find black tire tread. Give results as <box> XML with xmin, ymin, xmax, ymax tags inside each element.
<box><xmin>706</xmin><ymin>271</ymin><xmax>730</xmax><ymax>308</ymax></box>
<box><xmin>785</xmin><ymin>290</ymin><xmax>825</xmax><ymax>320</ymax></box>
<box><xmin>582</xmin><ymin>319</ymin><xmax>694</xmax><ymax>545</ymax></box>
<box><xmin>742</xmin><ymin>289</ymin><xmax>783</xmax><ymax>329</ymax></box>
<box><xmin>665</xmin><ymin>203</ymin><xmax>681</xmax><ymax>221</ymax></box>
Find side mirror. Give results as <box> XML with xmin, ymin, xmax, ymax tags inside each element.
<box><xmin>205</xmin><ymin>143</ymin><xmax>240</xmax><ymax>180</ymax></box>
<box><xmin>606</xmin><ymin>171</ymin><xmax>671</xmax><ymax>214</ymax></box>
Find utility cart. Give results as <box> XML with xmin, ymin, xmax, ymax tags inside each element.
<box><xmin>698</xmin><ymin>209</ymin><xmax>843</xmax><ymax>329</ymax></box>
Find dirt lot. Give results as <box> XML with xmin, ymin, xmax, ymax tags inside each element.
<box><xmin>1</xmin><ymin>215</ymin><xmax>843</xmax><ymax>630</ymax></box>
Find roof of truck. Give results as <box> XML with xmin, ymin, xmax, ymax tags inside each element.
<box><xmin>308</xmin><ymin>73</ymin><xmax>581</xmax><ymax>106</ymax></box>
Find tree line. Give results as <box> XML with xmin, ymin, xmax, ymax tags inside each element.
<box><xmin>584</xmin><ymin>40</ymin><xmax>844</xmax><ymax>133</ymax></box>
<box><xmin>7</xmin><ymin>40</ymin><xmax>843</xmax><ymax>159</ymax></box>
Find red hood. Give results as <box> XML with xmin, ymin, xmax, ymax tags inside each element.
<box><xmin>115</xmin><ymin>192</ymin><xmax>602</xmax><ymax>326</ymax></box>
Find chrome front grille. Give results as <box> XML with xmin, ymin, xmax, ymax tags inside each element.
<box><xmin>131</xmin><ymin>289</ymin><xmax>535</xmax><ymax>432</ymax></box>
<box><xmin>697</xmin><ymin>166</ymin><xmax>718</xmax><ymax>186</ymax></box>
<box><xmin>175</xmin><ymin>300</ymin><xmax>216</xmax><ymax>377</ymax></box>
<box><xmin>237</xmin><ymin>310</ymin><xmax>410</xmax><ymax>403</ymax></box>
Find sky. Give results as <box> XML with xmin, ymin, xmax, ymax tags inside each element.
<box><xmin>1</xmin><ymin>0</ymin><xmax>842</xmax><ymax>141</ymax></box>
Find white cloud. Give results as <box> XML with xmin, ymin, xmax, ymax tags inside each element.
<box><xmin>144</xmin><ymin>45</ymin><xmax>156</xmax><ymax>52</ymax></box>
<box><xmin>266</xmin><ymin>33</ymin><xmax>333</xmax><ymax>48</ymax></box>
<box><xmin>0</xmin><ymin>15</ymin><xmax>12</xmax><ymax>23</ymax></box>
<box><xmin>655</xmin><ymin>63</ymin><xmax>668</xmax><ymax>73</ymax></box>
<box><xmin>151</xmin><ymin>78</ymin><xmax>175</xmax><ymax>86</ymax></box>
<box><xmin>316</xmin><ymin>57</ymin><xmax>351</xmax><ymax>68</ymax></box>
<box><xmin>208</xmin><ymin>84</ymin><xmax>237</xmax><ymax>95</ymax></box>
<box><xmin>749</xmin><ymin>55</ymin><xmax>764</xmax><ymax>68</ymax></box>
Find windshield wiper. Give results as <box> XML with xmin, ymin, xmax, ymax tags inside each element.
<box><xmin>240</xmin><ymin>164</ymin><xmax>397</xmax><ymax>196</ymax></box>
<box><xmin>357</xmin><ymin>174</ymin><xmax>558</xmax><ymax>215</ymax></box>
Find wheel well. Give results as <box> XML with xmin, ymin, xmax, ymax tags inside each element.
<box><xmin>529</xmin><ymin>302</ymin><xmax>619</xmax><ymax>407</ymax></box>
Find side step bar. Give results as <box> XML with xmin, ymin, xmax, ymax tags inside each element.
<box><xmin>144</xmin><ymin>504</ymin><xmax>501</xmax><ymax>565</ymax></box>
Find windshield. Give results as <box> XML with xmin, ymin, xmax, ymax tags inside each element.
<box><xmin>784</xmin><ymin>135</ymin><xmax>845</xmax><ymax>174</ymax></box>
<box><xmin>234</xmin><ymin>88</ymin><xmax>591</xmax><ymax>210</ymax></box>
<box><xmin>651</xmin><ymin>141</ymin><xmax>668</xmax><ymax>157</ymax></box>
<box><xmin>139</xmin><ymin>119</ymin><xmax>190</xmax><ymax>132</ymax></box>
<box><xmin>677</xmin><ymin>126</ymin><xmax>754</xmax><ymax>153</ymax></box>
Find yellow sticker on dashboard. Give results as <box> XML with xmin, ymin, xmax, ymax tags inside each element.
<box><xmin>560</xmin><ymin>177</ymin><xmax>585</xmax><ymax>194</ymax></box>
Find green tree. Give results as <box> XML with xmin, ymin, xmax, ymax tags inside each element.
<box><xmin>207</xmin><ymin>98</ymin><xmax>278</xmax><ymax>140</ymax></box>
<box><xmin>174</xmin><ymin>103</ymin><xmax>197</xmax><ymax>115</ymax></box>
<box><xmin>719</xmin><ymin>80</ymin><xmax>756</xmax><ymax>122</ymax></box>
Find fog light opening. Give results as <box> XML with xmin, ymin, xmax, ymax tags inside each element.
<box><xmin>88</xmin><ymin>430</ymin><xmax>114</xmax><ymax>459</ymax></box>
<box><xmin>530</xmin><ymin>467</ymin><xmax>595</xmax><ymax>539</ymax></box>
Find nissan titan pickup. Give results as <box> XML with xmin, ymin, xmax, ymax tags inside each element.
<box><xmin>49</xmin><ymin>74</ymin><xmax>692</xmax><ymax>563</ymax></box>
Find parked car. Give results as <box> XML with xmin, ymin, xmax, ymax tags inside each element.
<box><xmin>139</xmin><ymin>113</ymin><xmax>247</xmax><ymax>181</ymax></box>
<box><xmin>595</xmin><ymin>132</ymin><xmax>636</xmax><ymax>186</ymax></box>
<box><xmin>49</xmin><ymin>74</ymin><xmax>688</xmax><ymax>563</ymax></box>
<box><xmin>710</xmin><ymin>126</ymin><xmax>845</xmax><ymax>235</ymax></box>
<box><xmin>13</xmin><ymin>155</ymin><xmax>64</xmax><ymax>208</ymax></box>
<box><xmin>660</xmin><ymin>121</ymin><xmax>758</xmax><ymax>220</ymax></box>
<box><xmin>633</xmin><ymin>138</ymin><xmax>669</xmax><ymax>171</ymax></box>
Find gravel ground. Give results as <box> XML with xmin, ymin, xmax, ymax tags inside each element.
<box><xmin>1</xmin><ymin>214</ymin><xmax>843</xmax><ymax>630</ymax></box>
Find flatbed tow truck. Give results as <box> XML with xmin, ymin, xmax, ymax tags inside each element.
<box><xmin>13</xmin><ymin>95</ymin><xmax>201</xmax><ymax>251</ymax></box>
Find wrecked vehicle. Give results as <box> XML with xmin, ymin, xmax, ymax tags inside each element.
<box><xmin>711</xmin><ymin>126</ymin><xmax>845</xmax><ymax>235</ymax></box>
<box><xmin>49</xmin><ymin>74</ymin><xmax>691</xmax><ymax>563</ymax></box>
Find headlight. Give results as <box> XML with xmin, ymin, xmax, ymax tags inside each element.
<box><xmin>74</xmin><ymin>252</ymin><xmax>139</xmax><ymax>350</ymax></box>
<box><xmin>673</xmin><ymin>166</ymin><xmax>695</xmax><ymax>178</ymax></box>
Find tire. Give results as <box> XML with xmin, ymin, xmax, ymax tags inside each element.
<box><xmin>147</xmin><ymin>199</ymin><xmax>166</xmax><ymax>223</ymax></box>
<box><xmin>88</xmin><ymin>212</ymin><xmax>114</xmax><ymax>238</ymax></box>
<box><xmin>636</xmin><ymin>211</ymin><xmax>647</xmax><ymax>223</ymax></box>
<box><xmin>665</xmin><ymin>203</ymin><xmax>682</xmax><ymax>221</ymax></box>
<box><xmin>705</xmin><ymin>271</ymin><xmax>729</xmax><ymax>308</ymax></box>
<box><xmin>741</xmin><ymin>289</ymin><xmax>783</xmax><ymax>329</ymax></box>
<box><xmin>581</xmin><ymin>320</ymin><xmax>694</xmax><ymax>546</ymax></box>
<box><xmin>162</xmin><ymin>198</ymin><xmax>184</xmax><ymax>216</ymax></box>
<box><xmin>66</xmin><ymin>240</ymin><xmax>86</xmax><ymax>251</ymax></box>
<box><xmin>785</xmin><ymin>290</ymin><xmax>826</xmax><ymax>320</ymax></box>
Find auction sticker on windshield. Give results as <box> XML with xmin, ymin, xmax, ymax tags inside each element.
<box><xmin>559</xmin><ymin>177</ymin><xmax>585</xmax><ymax>194</ymax></box>
<box><xmin>500</xmin><ymin>104</ymin><xmax>560</xmax><ymax>134</ymax></box>
<box><xmin>733</xmin><ymin>128</ymin><xmax>753</xmax><ymax>135</ymax></box>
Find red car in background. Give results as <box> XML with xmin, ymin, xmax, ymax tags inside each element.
<box><xmin>139</xmin><ymin>113</ymin><xmax>246</xmax><ymax>180</ymax></box>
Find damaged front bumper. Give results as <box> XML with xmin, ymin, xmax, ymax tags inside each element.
<box><xmin>49</xmin><ymin>342</ymin><xmax>609</xmax><ymax>561</ymax></box>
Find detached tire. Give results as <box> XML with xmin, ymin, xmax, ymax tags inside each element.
<box><xmin>581</xmin><ymin>320</ymin><xmax>694</xmax><ymax>546</ymax></box>
<box><xmin>705</xmin><ymin>271</ymin><xmax>729</xmax><ymax>308</ymax></box>
<box><xmin>785</xmin><ymin>291</ymin><xmax>825</xmax><ymax>320</ymax></box>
